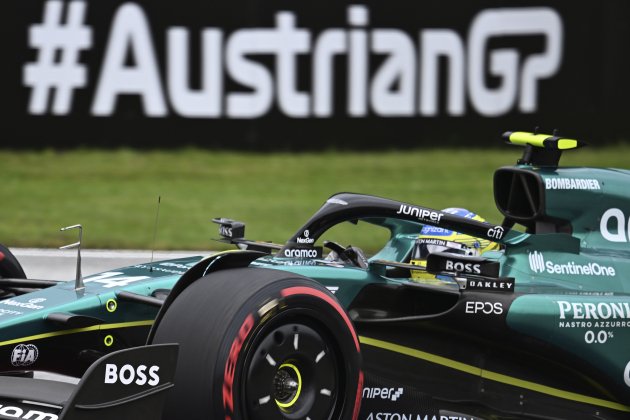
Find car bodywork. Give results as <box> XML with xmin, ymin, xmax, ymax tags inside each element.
<box><xmin>0</xmin><ymin>132</ymin><xmax>629</xmax><ymax>419</ymax></box>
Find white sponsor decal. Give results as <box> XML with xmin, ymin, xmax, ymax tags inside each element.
<box><xmin>396</xmin><ymin>205</ymin><xmax>443</xmax><ymax>223</ymax></box>
<box><xmin>365</xmin><ymin>414</ymin><xmax>478</xmax><ymax>420</ymax></box>
<box><xmin>362</xmin><ymin>387</ymin><xmax>404</xmax><ymax>401</ymax></box>
<box><xmin>11</xmin><ymin>344</ymin><xmax>39</xmax><ymax>366</ymax></box>
<box><xmin>219</xmin><ymin>225</ymin><xmax>234</xmax><ymax>237</ymax></box>
<box><xmin>545</xmin><ymin>178</ymin><xmax>600</xmax><ymax>190</ymax></box>
<box><xmin>625</xmin><ymin>361</ymin><xmax>630</xmax><ymax>387</ymax></box>
<box><xmin>466</xmin><ymin>279</ymin><xmax>513</xmax><ymax>290</ymax></box>
<box><xmin>25</xmin><ymin>3</ymin><xmax>563</xmax><ymax>119</ymax></box>
<box><xmin>0</xmin><ymin>406</ymin><xmax>57</xmax><ymax>420</ymax></box>
<box><xmin>557</xmin><ymin>301</ymin><xmax>630</xmax><ymax>320</ymax></box>
<box><xmin>296</xmin><ymin>230</ymin><xmax>315</xmax><ymax>244</ymax></box>
<box><xmin>326</xmin><ymin>198</ymin><xmax>348</xmax><ymax>206</ymax></box>
<box><xmin>104</xmin><ymin>363</ymin><xmax>160</xmax><ymax>386</ymax></box>
<box><xmin>600</xmin><ymin>208</ymin><xmax>630</xmax><ymax>243</ymax></box>
<box><xmin>528</xmin><ymin>251</ymin><xmax>616</xmax><ymax>277</ymax></box>
<box><xmin>84</xmin><ymin>272</ymin><xmax>150</xmax><ymax>288</ymax></box>
<box><xmin>445</xmin><ymin>260</ymin><xmax>481</xmax><ymax>274</ymax></box>
<box><xmin>465</xmin><ymin>301</ymin><xmax>503</xmax><ymax>315</ymax></box>
<box><xmin>487</xmin><ymin>225</ymin><xmax>505</xmax><ymax>240</ymax></box>
<box><xmin>283</xmin><ymin>248</ymin><xmax>319</xmax><ymax>258</ymax></box>
<box><xmin>0</xmin><ymin>298</ymin><xmax>46</xmax><ymax>310</ymax></box>
<box><xmin>0</xmin><ymin>308</ymin><xmax>22</xmax><ymax>316</ymax></box>
<box><xmin>326</xmin><ymin>286</ymin><xmax>339</xmax><ymax>294</ymax></box>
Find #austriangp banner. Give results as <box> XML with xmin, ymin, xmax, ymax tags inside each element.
<box><xmin>3</xmin><ymin>0</ymin><xmax>630</xmax><ymax>149</ymax></box>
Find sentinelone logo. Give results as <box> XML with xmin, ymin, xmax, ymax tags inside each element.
<box><xmin>23</xmin><ymin>2</ymin><xmax>563</xmax><ymax>119</ymax></box>
<box><xmin>528</xmin><ymin>251</ymin><xmax>616</xmax><ymax>277</ymax></box>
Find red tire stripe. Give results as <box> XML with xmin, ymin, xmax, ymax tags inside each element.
<box><xmin>352</xmin><ymin>371</ymin><xmax>364</xmax><ymax>420</ymax></box>
<box><xmin>0</xmin><ymin>252</ymin><xmax>4</xmax><ymax>262</ymax></box>
<box><xmin>280</xmin><ymin>286</ymin><xmax>360</xmax><ymax>352</ymax></box>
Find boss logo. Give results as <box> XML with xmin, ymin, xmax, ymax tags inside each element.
<box><xmin>104</xmin><ymin>364</ymin><xmax>160</xmax><ymax>386</ymax></box>
<box><xmin>445</xmin><ymin>260</ymin><xmax>481</xmax><ymax>274</ymax></box>
<box><xmin>465</xmin><ymin>301</ymin><xmax>503</xmax><ymax>315</ymax></box>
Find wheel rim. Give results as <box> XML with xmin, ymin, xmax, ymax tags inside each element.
<box><xmin>244</xmin><ymin>321</ymin><xmax>340</xmax><ymax>420</ymax></box>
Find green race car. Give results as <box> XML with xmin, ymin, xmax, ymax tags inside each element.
<box><xmin>0</xmin><ymin>131</ymin><xmax>628</xmax><ymax>420</ymax></box>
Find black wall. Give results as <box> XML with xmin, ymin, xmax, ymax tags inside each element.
<box><xmin>3</xmin><ymin>0</ymin><xmax>630</xmax><ymax>149</ymax></box>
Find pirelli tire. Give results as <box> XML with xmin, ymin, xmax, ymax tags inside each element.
<box><xmin>152</xmin><ymin>267</ymin><xmax>363</xmax><ymax>420</ymax></box>
<box><xmin>0</xmin><ymin>244</ymin><xmax>26</xmax><ymax>279</ymax></box>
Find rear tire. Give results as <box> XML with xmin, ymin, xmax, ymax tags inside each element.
<box><xmin>152</xmin><ymin>267</ymin><xmax>362</xmax><ymax>420</ymax></box>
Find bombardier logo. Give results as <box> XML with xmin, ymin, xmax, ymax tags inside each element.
<box><xmin>528</xmin><ymin>251</ymin><xmax>616</xmax><ymax>277</ymax></box>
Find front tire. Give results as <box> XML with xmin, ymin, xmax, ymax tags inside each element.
<box><xmin>0</xmin><ymin>244</ymin><xmax>26</xmax><ymax>279</ymax></box>
<box><xmin>152</xmin><ymin>267</ymin><xmax>362</xmax><ymax>420</ymax></box>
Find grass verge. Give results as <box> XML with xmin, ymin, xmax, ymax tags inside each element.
<box><xmin>1</xmin><ymin>146</ymin><xmax>628</xmax><ymax>252</ymax></box>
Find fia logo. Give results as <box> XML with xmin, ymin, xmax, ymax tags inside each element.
<box><xmin>11</xmin><ymin>344</ymin><xmax>39</xmax><ymax>367</ymax></box>
<box><xmin>528</xmin><ymin>251</ymin><xmax>545</xmax><ymax>273</ymax></box>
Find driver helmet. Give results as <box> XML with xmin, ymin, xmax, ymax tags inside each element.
<box><xmin>410</xmin><ymin>208</ymin><xmax>499</xmax><ymax>282</ymax></box>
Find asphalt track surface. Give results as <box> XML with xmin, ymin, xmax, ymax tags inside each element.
<box><xmin>12</xmin><ymin>247</ymin><xmax>205</xmax><ymax>280</ymax></box>
<box><xmin>9</xmin><ymin>248</ymin><xmax>205</xmax><ymax>383</ymax></box>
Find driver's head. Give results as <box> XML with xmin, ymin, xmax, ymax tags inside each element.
<box><xmin>410</xmin><ymin>208</ymin><xmax>499</xmax><ymax>282</ymax></box>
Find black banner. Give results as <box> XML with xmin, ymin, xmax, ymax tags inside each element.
<box><xmin>3</xmin><ymin>1</ymin><xmax>630</xmax><ymax>149</ymax></box>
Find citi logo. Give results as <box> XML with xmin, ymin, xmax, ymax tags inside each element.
<box><xmin>529</xmin><ymin>251</ymin><xmax>545</xmax><ymax>273</ymax></box>
<box><xmin>487</xmin><ymin>225</ymin><xmax>505</xmax><ymax>240</ymax></box>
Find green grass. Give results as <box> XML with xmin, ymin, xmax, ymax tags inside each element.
<box><xmin>1</xmin><ymin>146</ymin><xmax>629</xmax><ymax>252</ymax></box>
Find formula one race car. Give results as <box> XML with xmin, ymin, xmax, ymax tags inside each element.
<box><xmin>0</xmin><ymin>131</ymin><xmax>629</xmax><ymax>420</ymax></box>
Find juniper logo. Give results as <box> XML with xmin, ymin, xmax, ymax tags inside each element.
<box><xmin>529</xmin><ymin>251</ymin><xmax>545</xmax><ymax>273</ymax></box>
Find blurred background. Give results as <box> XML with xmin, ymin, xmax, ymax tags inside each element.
<box><xmin>2</xmin><ymin>0</ymin><xmax>630</xmax><ymax>253</ymax></box>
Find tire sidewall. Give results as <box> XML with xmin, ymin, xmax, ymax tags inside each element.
<box><xmin>215</xmin><ymin>276</ymin><xmax>361</xmax><ymax>420</ymax></box>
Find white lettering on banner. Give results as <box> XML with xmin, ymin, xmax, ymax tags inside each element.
<box><xmin>92</xmin><ymin>3</ymin><xmax>167</xmax><ymax>116</ymax></box>
<box><xmin>24</xmin><ymin>2</ymin><xmax>563</xmax><ymax>119</ymax></box>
